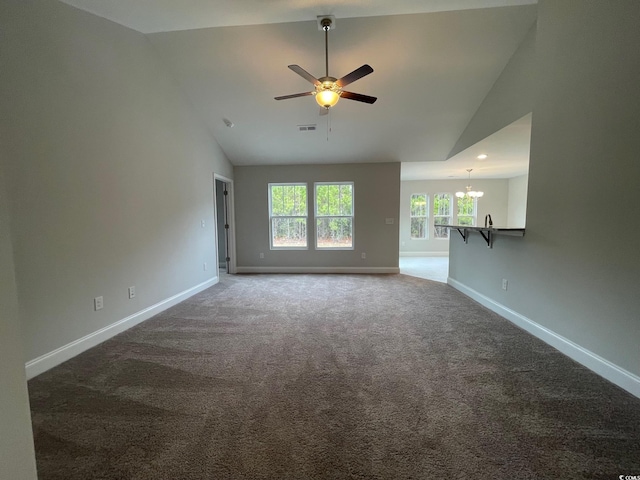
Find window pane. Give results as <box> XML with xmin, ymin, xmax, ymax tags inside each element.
<box><xmin>339</xmin><ymin>184</ymin><xmax>353</xmax><ymax>215</ymax></box>
<box><xmin>457</xmin><ymin>216</ymin><xmax>474</xmax><ymax>227</ymax></box>
<box><xmin>272</xmin><ymin>218</ymin><xmax>307</xmax><ymax>247</ymax></box>
<box><xmin>410</xmin><ymin>194</ymin><xmax>427</xmax><ymax>217</ymax></box>
<box><xmin>315</xmin><ymin>184</ymin><xmax>353</xmax><ymax>216</ymax></box>
<box><xmin>411</xmin><ymin>217</ymin><xmax>426</xmax><ymax>239</ymax></box>
<box><xmin>457</xmin><ymin>196</ymin><xmax>474</xmax><ymax>217</ymax></box>
<box><xmin>434</xmin><ymin>194</ymin><xmax>451</xmax><ymax>216</ymax></box>
<box><xmin>316</xmin><ymin>185</ymin><xmax>329</xmax><ymax>215</ymax></box>
<box><xmin>316</xmin><ymin>217</ymin><xmax>353</xmax><ymax>248</ymax></box>
<box><xmin>271</xmin><ymin>185</ymin><xmax>307</xmax><ymax>216</ymax></box>
<box><xmin>434</xmin><ymin>216</ymin><xmax>450</xmax><ymax>239</ymax></box>
<box><xmin>456</xmin><ymin>196</ymin><xmax>475</xmax><ymax>226</ymax></box>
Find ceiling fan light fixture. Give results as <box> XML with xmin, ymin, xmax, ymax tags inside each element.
<box><xmin>315</xmin><ymin>89</ymin><xmax>340</xmax><ymax>108</ymax></box>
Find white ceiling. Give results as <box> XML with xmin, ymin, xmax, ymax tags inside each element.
<box><xmin>59</xmin><ymin>0</ymin><xmax>537</xmax><ymax>180</ymax></box>
<box><xmin>402</xmin><ymin>113</ymin><xmax>531</xmax><ymax>180</ymax></box>
<box><xmin>58</xmin><ymin>0</ymin><xmax>537</xmax><ymax>33</ymax></box>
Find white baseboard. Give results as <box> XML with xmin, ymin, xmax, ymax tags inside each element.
<box><xmin>447</xmin><ymin>277</ymin><xmax>640</xmax><ymax>399</ymax></box>
<box><xmin>399</xmin><ymin>251</ymin><xmax>449</xmax><ymax>257</ymax></box>
<box><xmin>25</xmin><ymin>276</ymin><xmax>219</xmax><ymax>379</ymax></box>
<box><xmin>236</xmin><ymin>266</ymin><xmax>400</xmax><ymax>274</ymax></box>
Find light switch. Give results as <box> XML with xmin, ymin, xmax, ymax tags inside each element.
<box><xmin>94</xmin><ymin>296</ymin><xmax>103</xmax><ymax>311</ymax></box>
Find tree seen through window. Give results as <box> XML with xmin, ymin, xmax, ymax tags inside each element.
<box><xmin>433</xmin><ymin>193</ymin><xmax>451</xmax><ymax>239</ymax></box>
<box><xmin>315</xmin><ymin>183</ymin><xmax>354</xmax><ymax>249</ymax></box>
<box><xmin>269</xmin><ymin>184</ymin><xmax>307</xmax><ymax>248</ymax></box>
<box><xmin>410</xmin><ymin>194</ymin><xmax>428</xmax><ymax>239</ymax></box>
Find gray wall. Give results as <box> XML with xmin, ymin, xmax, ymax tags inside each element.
<box><xmin>0</xmin><ymin>0</ymin><xmax>233</xmax><ymax>362</ymax></box>
<box><xmin>507</xmin><ymin>174</ymin><xmax>528</xmax><ymax>227</ymax></box>
<box><xmin>400</xmin><ymin>179</ymin><xmax>510</xmax><ymax>255</ymax></box>
<box><xmin>448</xmin><ymin>23</ymin><xmax>536</xmax><ymax>159</ymax></box>
<box><xmin>234</xmin><ymin>163</ymin><xmax>400</xmax><ymax>270</ymax></box>
<box><xmin>449</xmin><ymin>1</ymin><xmax>640</xmax><ymax>379</ymax></box>
<box><xmin>0</xmin><ymin>164</ymin><xmax>37</xmax><ymax>480</ymax></box>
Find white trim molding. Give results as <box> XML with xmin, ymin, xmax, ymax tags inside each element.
<box><xmin>236</xmin><ymin>266</ymin><xmax>400</xmax><ymax>274</ymax></box>
<box><xmin>447</xmin><ymin>277</ymin><xmax>640</xmax><ymax>399</ymax></box>
<box><xmin>399</xmin><ymin>251</ymin><xmax>449</xmax><ymax>257</ymax></box>
<box><xmin>25</xmin><ymin>276</ymin><xmax>219</xmax><ymax>379</ymax></box>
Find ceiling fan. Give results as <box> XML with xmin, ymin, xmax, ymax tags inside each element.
<box><xmin>275</xmin><ymin>16</ymin><xmax>377</xmax><ymax>115</ymax></box>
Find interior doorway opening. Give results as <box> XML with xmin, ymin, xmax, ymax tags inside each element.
<box><xmin>214</xmin><ymin>176</ymin><xmax>233</xmax><ymax>275</ymax></box>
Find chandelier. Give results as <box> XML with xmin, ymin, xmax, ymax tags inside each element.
<box><xmin>455</xmin><ymin>169</ymin><xmax>484</xmax><ymax>198</ymax></box>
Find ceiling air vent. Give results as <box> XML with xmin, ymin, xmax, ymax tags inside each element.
<box><xmin>298</xmin><ymin>124</ymin><xmax>317</xmax><ymax>132</ymax></box>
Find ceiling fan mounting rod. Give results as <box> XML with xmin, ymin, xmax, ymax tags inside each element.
<box><xmin>322</xmin><ymin>18</ymin><xmax>331</xmax><ymax>78</ymax></box>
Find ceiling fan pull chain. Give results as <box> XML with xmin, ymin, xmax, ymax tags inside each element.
<box><xmin>326</xmin><ymin>109</ymin><xmax>330</xmax><ymax>141</ymax></box>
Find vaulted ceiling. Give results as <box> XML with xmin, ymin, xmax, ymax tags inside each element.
<box><xmin>59</xmin><ymin>0</ymin><xmax>537</xmax><ymax>179</ymax></box>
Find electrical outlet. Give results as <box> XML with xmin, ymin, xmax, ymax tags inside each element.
<box><xmin>385</xmin><ymin>218</ymin><xmax>394</xmax><ymax>225</ymax></box>
<box><xmin>260</xmin><ymin>252</ymin><xmax>264</xmax><ymax>259</ymax></box>
<box><xmin>361</xmin><ymin>253</ymin><xmax>366</xmax><ymax>259</ymax></box>
<box><xmin>94</xmin><ymin>296</ymin><xmax>103</xmax><ymax>311</ymax></box>
<box><xmin>128</xmin><ymin>286</ymin><xmax>135</xmax><ymax>299</ymax></box>
<box><xmin>203</xmin><ymin>262</ymin><xmax>207</xmax><ymax>271</ymax></box>
<box><xmin>201</xmin><ymin>220</ymin><xmax>205</xmax><ymax>228</ymax></box>
<box><xmin>502</xmin><ymin>279</ymin><xmax>508</xmax><ymax>291</ymax></box>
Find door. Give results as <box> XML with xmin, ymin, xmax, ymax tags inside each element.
<box><xmin>215</xmin><ymin>178</ymin><xmax>231</xmax><ymax>274</ymax></box>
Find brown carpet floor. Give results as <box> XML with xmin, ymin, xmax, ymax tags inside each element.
<box><xmin>28</xmin><ymin>273</ymin><xmax>640</xmax><ymax>479</ymax></box>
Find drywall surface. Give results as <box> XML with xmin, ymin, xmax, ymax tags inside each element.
<box><xmin>507</xmin><ymin>174</ymin><xmax>528</xmax><ymax>227</ymax></box>
<box><xmin>0</xmin><ymin>0</ymin><xmax>233</xmax><ymax>362</ymax></box>
<box><xmin>0</xmin><ymin>164</ymin><xmax>38</xmax><ymax>480</ymax></box>
<box><xmin>400</xmin><ymin>179</ymin><xmax>509</xmax><ymax>254</ymax></box>
<box><xmin>234</xmin><ymin>163</ymin><xmax>400</xmax><ymax>270</ymax></box>
<box><xmin>449</xmin><ymin>23</ymin><xmax>536</xmax><ymax>159</ymax></box>
<box><xmin>449</xmin><ymin>0</ymin><xmax>640</xmax><ymax>377</ymax></box>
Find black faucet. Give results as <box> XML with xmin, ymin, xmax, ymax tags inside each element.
<box><xmin>484</xmin><ymin>214</ymin><xmax>493</xmax><ymax>228</ymax></box>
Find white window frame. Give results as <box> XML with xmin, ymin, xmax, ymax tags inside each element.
<box><xmin>456</xmin><ymin>195</ymin><xmax>477</xmax><ymax>227</ymax></box>
<box><xmin>268</xmin><ymin>183</ymin><xmax>308</xmax><ymax>250</ymax></box>
<box><xmin>433</xmin><ymin>193</ymin><xmax>452</xmax><ymax>240</ymax></box>
<box><xmin>410</xmin><ymin>193</ymin><xmax>429</xmax><ymax>240</ymax></box>
<box><xmin>314</xmin><ymin>182</ymin><xmax>355</xmax><ymax>250</ymax></box>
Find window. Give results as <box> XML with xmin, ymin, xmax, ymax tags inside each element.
<box><xmin>315</xmin><ymin>182</ymin><xmax>354</xmax><ymax>249</ymax></box>
<box><xmin>410</xmin><ymin>194</ymin><xmax>428</xmax><ymax>239</ymax></box>
<box><xmin>433</xmin><ymin>193</ymin><xmax>451</xmax><ymax>239</ymax></box>
<box><xmin>457</xmin><ymin>196</ymin><xmax>476</xmax><ymax>227</ymax></box>
<box><xmin>269</xmin><ymin>183</ymin><xmax>307</xmax><ymax>249</ymax></box>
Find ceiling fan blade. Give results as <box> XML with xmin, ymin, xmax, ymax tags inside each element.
<box><xmin>340</xmin><ymin>91</ymin><xmax>377</xmax><ymax>104</ymax></box>
<box><xmin>319</xmin><ymin>107</ymin><xmax>329</xmax><ymax>116</ymax></box>
<box><xmin>274</xmin><ymin>92</ymin><xmax>314</xmax><ymax>100</ymax></box>
<box><xmin>288</xmin><ymin>65</ymin><xmax>321</xmax><ymax>86</ymax></box>
<box><xmin>335</xmin><ymin>64</ymin><xmax>373</xmax><ymax>88</ymax></box>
